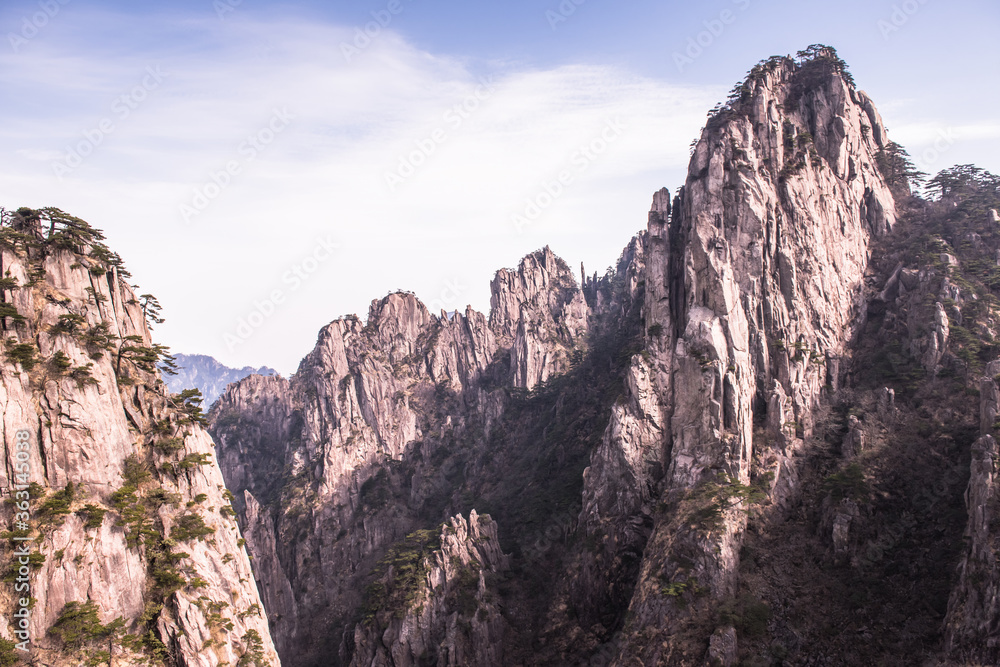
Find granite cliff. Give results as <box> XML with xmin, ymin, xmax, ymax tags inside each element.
<box><xmin>19</xmin><ymin>45</ymin><xmax>1000</xmax><ymax>667</ymax></box>
<box><xmin>209</xmin><ymin>246</ymin><xmax>615</xmax><ymax>664</ymax></box>
<box><xmin>0</xmin><ymin>208</ymin><xmax>279</xmax><ymax>666</ymax></box>
<box><xmin>213</xmin><ymin>46</ymin><xmax>980</xmax><ymax>666</ymax></box>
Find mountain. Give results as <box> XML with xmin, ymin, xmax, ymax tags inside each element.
<box><xmin>0</xmin><ymin>208</ymin><xmax>279</xmax><ymax>665</ymax></box>
<box><xmin>10</xmin><ymin>44</ymin><xmax>1000</xmax><ymax>667</ymax></box>
<box><xmin>207</xmin><ymin>46</ymin><xmax>1000</xmax><ymax>666</ymax></box>
<box><xmin>166</xmin><ymin>354</ymin><xmax>277</xmax><ymax>408</ymax></box>
<box><xmin>210</xmin><ymin>244</ymin><xmax>631</xmax><ymax>665</ymax></box>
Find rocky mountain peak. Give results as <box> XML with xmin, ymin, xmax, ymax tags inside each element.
<box><xmin>203</xmin><ymin>47</ymin><xmax>1000</xmax><ymax>667</ymax></box>
<box><xmin>488</xmin><ymin>246</ymin><xmax>589</xmax><ymax>389</ymax></box>
<box><xmin>598</xmin><ymin>46</ymin><xmax>904</xmax><ymax>662</ymax></box>
<box><xmin>488</xmin><ymin>246</ymin><xmax>584</xmax><ymax>339</ymax></box>
<box><xmin>691</xmin><ymin>48</ymin><xmax>894</xmax><ymax>227</ymax></box>
<box><xmin>365</xmin><ymin>292</ymin><xmax>433</xmax><ymax>362</ymax></box>
<box><xmin>650</xmin><ymin>186</ymin><xmax>672</xmax><ymax>218</ymax></box>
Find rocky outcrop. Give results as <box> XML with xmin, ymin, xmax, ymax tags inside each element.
<box><xmin>0</xmin><ymin>209</ymin><xmax>278</xmax><ymax>666</ymax></box>
<box><xmin>983</xmin><ymin>376</ymin><xmax>1000</xmax><ymax>436</ymax></box>
<box><xmin>490</xmin><ymin>247</ymin><xmax>588</xmax><ymax>390</ymax></box>
<box><xmin>707</xmin><ymin>626</ymin><xmax>738</xmax><ymax>667</ymax></box>
<box><xmin>842</xmin><ymin>414</ymin><xmax>865</xmax><ymax>458</ymax></box>
<box><xmin>350</xmin><ymin>511</ymin><xmax>509</xmax><ymax>667</ymax></box>
<box><xmin>945</xmin><ymin>378</ymin><xmax>1000</xmax><ymax>662</ymax></box>
<box><xmin>615</xmin><ymin>48</ymin><xmax>897</xmax><ymax>663</ymax></box>
<box><xmin>582</xmin><ymin>353</ymin><xmax>666</xmax><ymax>534</ymax></box>
<box><xmin>910</xmin><ymin>300</ymin><xmax>951</xmax><ymax>374</ymax></box>
<box><xmin>211</xmin><ymin>257</ymin><xmax>591</xmax><ymax>665</ymax></box>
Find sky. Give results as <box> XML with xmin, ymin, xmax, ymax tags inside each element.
<box><xmin>1</xmin><ymin>0</ymin><xmax>998</xmax><ymax>376</ymax></box>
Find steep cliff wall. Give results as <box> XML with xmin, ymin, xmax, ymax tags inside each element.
<box><xmin>210</xmin><ymin>47</ymin><xmax>1000</xmax><ymax>667</ymax></box>
<box><xmin>0</xmin><ymin>208</ymin><xmax>278</xmax><ymax>666</ymax></box>
<box><xmin>349</xmin><ymin>511</ymin><xmax>509</xmax><ymax>667</ymax></box>
<box><xmin>947</xmin><ymin>419</ymin><xmax>1000</xmax><ymax>664</ymax></box>
<box><xmin>490</xmin><ymin>246</ymin><xmax>588</xmax><ymax>390</ymax></box>
<box><xmin>211</xmin><ymin>248</ymin><xmax>594</xmax><ymax>665</ymax></box>
<box><xmin>586</xmin><ymin>49</ymin><xmax>896</xmax><ymax>664</ymax></box>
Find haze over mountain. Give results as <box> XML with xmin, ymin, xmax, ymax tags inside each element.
<box><xmin>165</xmin><ymin>353</ymin><xmax>276</xmax><ymax>408</ymax></box>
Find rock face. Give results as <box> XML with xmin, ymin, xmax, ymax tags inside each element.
<box><xmin>349</xmin><ymin>511</ymin><xmax>509</xmax><ymax>667</ymax></box>
<box><xmin>210</xmin><ymin>247</ymin><xmax>595</xmax><ymax>665</ymax></box>
<box><xmin>0</xmin><ymin>209</ymin><xmax>278</xmax><ymax>666</ymax></box>
<box><xmin>945</xmin><ymin>379</ymin><xmax>1000</xmax><ymax>663</ymax></box>
<box><xmin>707</xmin><ymin>625</ymin><xmax>738</xmax><ymax>667</ymax></box>
<box><xmin>614</xmin><ymin>48</ymin><xmax>896</xmax><ymax>663</ymax></box>
<box><xmin>583</xmin><ymin>237</ymin><xmax>661</xmax><ymax>537</ymax></box>
<box><xmin>212</xmin><ymin>47</ymin><xmax>1000</xmax><ymax>666</ymax></box>
<box><xmin>166</xmin><ymin>353</ymin><xmax>276</xmax><ymax>408</ymax></box>
<box><xmin>490</xmin><ymin>247</ymin><xmax>588</xmax><ymax>390</ymax></box>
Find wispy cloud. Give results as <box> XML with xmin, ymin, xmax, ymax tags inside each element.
<box><xmin>0</xmin><ymin>8</ymin><xmax>719</xmax><ymax>374</ymax></box>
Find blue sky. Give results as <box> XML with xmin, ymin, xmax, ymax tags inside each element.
<box><xmin>1</xmin><ymin>0</ymin><xmax>998</xmax><ymax>375</ymax></box>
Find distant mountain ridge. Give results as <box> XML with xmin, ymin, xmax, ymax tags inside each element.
<box><xmin>167</xmin><ymin>353</ymin><xmax>276</xmax><ymax>406</ymax></box>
